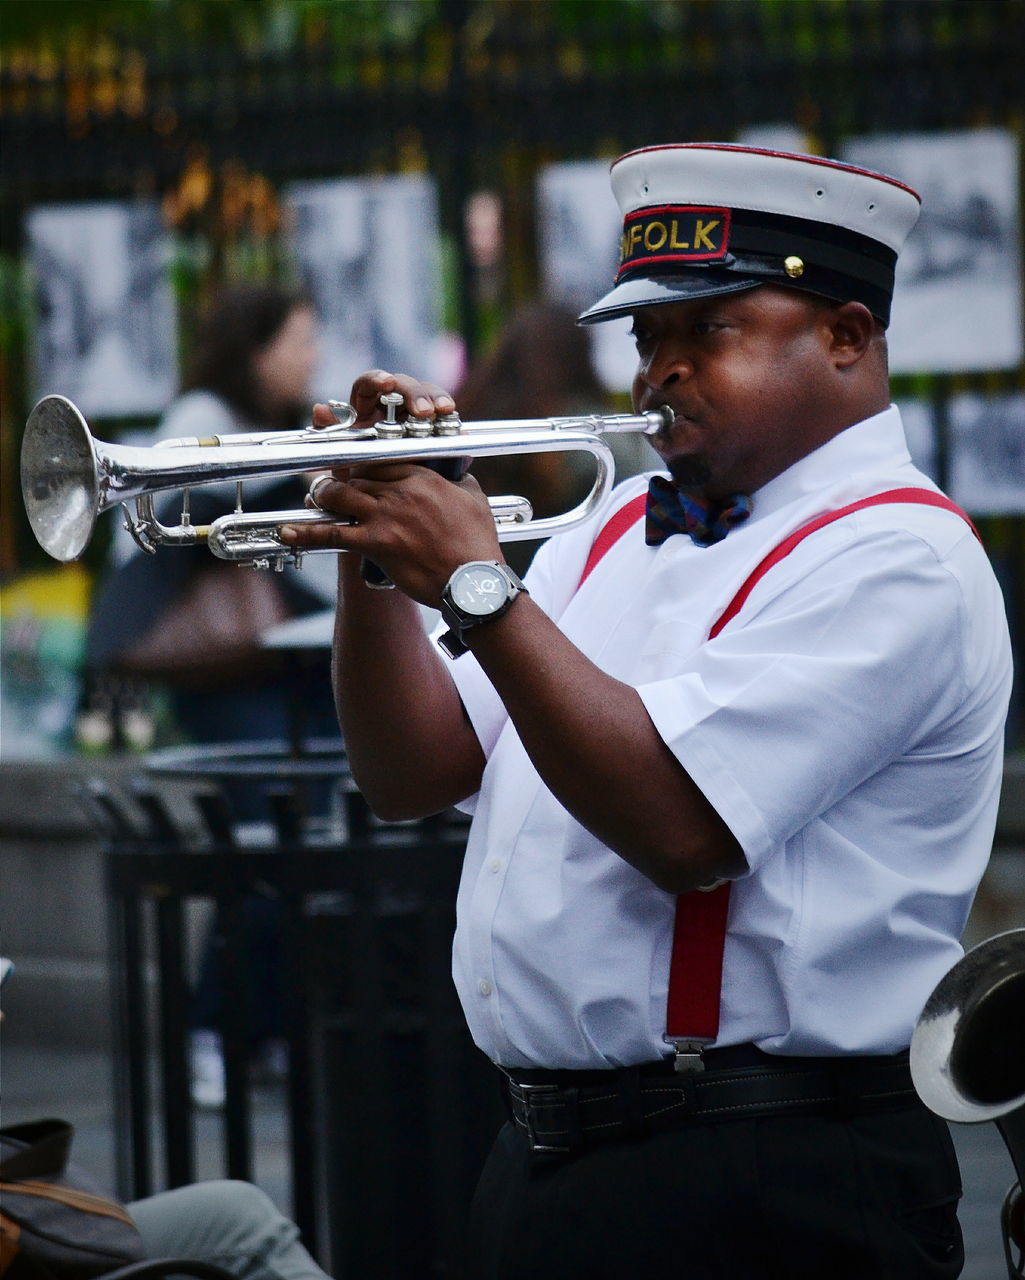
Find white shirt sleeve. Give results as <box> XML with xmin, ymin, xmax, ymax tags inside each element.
<box><xmin>638</xmin><ymin>515</ymin><xmax>1006</xmax><ymax>873</ymax></box>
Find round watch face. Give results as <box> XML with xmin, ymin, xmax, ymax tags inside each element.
<box><xmin>450</xmin><ymin>564</ymin><xmax>510</xmax><ymax>617</ymax></box>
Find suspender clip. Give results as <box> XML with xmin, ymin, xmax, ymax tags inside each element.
<box><xmin>667</xmin><ymin>1038</ymin><xmax>710</xmax><ymax>1074</ymax></box>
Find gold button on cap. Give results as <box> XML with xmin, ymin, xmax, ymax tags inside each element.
<box><xmin>784</xmin><ymin>255</ymin><xmax>805</xmax><ymax>278</ymax></box>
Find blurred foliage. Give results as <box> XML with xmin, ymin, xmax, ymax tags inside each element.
<box><xmin>0</xmin><ymin>0</ymin><xmax>443</xmax><ymax>51</ymax></box>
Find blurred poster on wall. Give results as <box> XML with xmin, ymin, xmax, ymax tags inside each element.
<box><xmin>283</xmin><ymin>175</ymin><xmax>455</xmax><ymax>401</ymax></box>
<box><xmin>26</xmin><ymin>201</ymin><xmax>177</xmax><ymax>418</ymax></box>
<box><xmin>537</xmin><ymin>159</ymin><xmax>635</xmax><ymax>392</ymax></box>
<box><xmin>949</xmin><ymin>392</ymin><xmax>1025</xmax><ymax>514</ymax></box>
<box><xmin>894</xmin><ymin>399</ymin><xmax>939</xmax><ymax>482</ymax></box>
<box><xmin>841</xmin><ymin>129</ymin><xmax>1023</xmax><ymax>373</ymax></box>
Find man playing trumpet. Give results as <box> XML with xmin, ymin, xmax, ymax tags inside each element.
<box><xmin>283</xmin><ymin>144</ymin><xmax>1012</xmax><ymax>1278</ymax></box>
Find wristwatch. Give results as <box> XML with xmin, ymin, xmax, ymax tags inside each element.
<box><xmin>438</xmin><ymin>560</ymin><xmax>527</xmax><ymax>658</ymax></box>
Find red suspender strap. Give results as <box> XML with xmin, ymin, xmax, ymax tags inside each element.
<box><xmin>708</xmin><ymin>487</ymin><xmax>980</xmax><ymax>640</ymax></box>
<box><xmin>579</xmin><ymin>486</ymin><xmax>978</xmax><ymax>1068</ymax></box>
<box><xmin>576</xmin><ymin>493</ymin><xmax>647</xmax><ymax>589</ymax></box>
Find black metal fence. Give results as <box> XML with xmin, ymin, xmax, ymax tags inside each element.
<box><xmin>3</xmin><ymin>1</ymin><xmax>1022</xmax><ymax>196</ymax></box>
<box><xmin>2</xmin><ymin>0</ymin><xmax>1023</xmax><ymax>536</ymax></box>
<box><xmin>1</xmin><ymin>4</ymin><xmax>1020</xmax><ymax>272</ymax></box>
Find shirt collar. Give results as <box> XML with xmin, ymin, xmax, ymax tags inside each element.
<box><xmin>749</xmin><ymin>405</ymin><xmax>911</xmax><ymax>523</ymax></box>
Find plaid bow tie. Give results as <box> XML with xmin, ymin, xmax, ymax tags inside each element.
<box><xmin>645</xmin><ymin>475</ymin><xmax>753</xmax><ymax>548</ymax></box>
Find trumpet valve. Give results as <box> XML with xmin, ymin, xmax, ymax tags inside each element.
<box><xmin>377</xmin><ymin>392</ymin><xmax>406</xmax><ymax>439</ymax></box>
<box><xmin>434</xmin><ymin>412</ymin><xmax>463</xmax><ymax>436</ymax></box>
<box><xmin>377</xmin><ymin>390</ymin><xmax>450</xmax><ymax>438</ymax></box>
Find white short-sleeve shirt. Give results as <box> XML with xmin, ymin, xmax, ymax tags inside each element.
<box><xmin>441</xmin><ymin>407</ymin><xmax>1013</xmax><ymax>1069</ymax></box>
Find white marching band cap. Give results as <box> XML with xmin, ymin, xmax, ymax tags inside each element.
<box><xmin>578</xmin><ymin>143</ymin><xmax>922</xmax><ymax>327</ymax></box>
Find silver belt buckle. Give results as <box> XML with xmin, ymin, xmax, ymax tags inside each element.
<box><xmin>514</xmin><ymin>1081</ymin><xmax>571</xmax><ymax>1155</ymax></box>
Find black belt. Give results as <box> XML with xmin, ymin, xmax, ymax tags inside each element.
<box><xmin>502</xmin><ymin>1044</ymin><xmax>918</xmax><ymax>1156</ymax></box>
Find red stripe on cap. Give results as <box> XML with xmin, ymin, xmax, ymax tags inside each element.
<box><xmin>613</xmin><ymin>143</ymin><xmax>922</xmax><ymax>202</ymax></box>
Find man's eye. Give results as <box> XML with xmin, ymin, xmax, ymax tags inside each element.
<box><xmin>693</xmin><ymin>320</ymin><xmax>720</xmax><ymax>336</ymax></box>
<box><xmin>629</xmin><ymin>326</ymin><xmax>652</xmax><ymax>347</ymax></box>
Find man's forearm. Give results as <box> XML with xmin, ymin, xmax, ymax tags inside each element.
<box><xmin>332</xmin><ymin>557</ymin><xmax>485</xmax><ymax>819</ymax></box>
<box><xmin>463</xmin><ymin>593</ymin><xmax>745</xmax><ymax>893</ymax></box>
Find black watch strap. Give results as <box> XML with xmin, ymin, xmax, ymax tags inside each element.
<box><xmin>438</xmin><ymin>561</ymin><xmax>526</xmax><ymax>659</ymax></box>
<box><xmin>438</xmin><ymin>627</ymin><xmax>471</xmax><ymax>659</ymax></box>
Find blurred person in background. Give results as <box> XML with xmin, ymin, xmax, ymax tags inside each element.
<box><xmin>459</xmin><ymin>301</ymin><xmax>651</xmax><ymax>575</ymax></box>
<box><xmin>87</xmin><ymin>282</ymin><xmax>334</xmax><ymax>747</ymax></box>
<box><xmin>127</xmin><ymin>1180</ymin><xmax>332</xmax><ymax>1279</ymax></box>
<box><xmin>2</xmin><ymin>995</ymin><xmax>331</xmax><ymax>1278</ymax></box>
<box><xmin>86</xmin><ymin>282</ymin><xmax>340</xmax><ymax>1109</ymax></box>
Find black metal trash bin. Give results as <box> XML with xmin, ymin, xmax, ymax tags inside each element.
<box><xmin>91</xmin><ymin>741</ymin><xmax>504</xmax><ymax>1275</ymax></box>
<box><xmin>304</xmin><ymin>859</ymin><xmax>505</xmax><ymax>1277</ymax></box>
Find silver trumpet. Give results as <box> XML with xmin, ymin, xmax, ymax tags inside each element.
<box><xmin>911</xmin><ymin>928</ymin><xmax>1025</xmax><ymax>1277</ymax></box>
<box><xmin>21</xmin><ymin>393</ymin><xmax>671</xmax><ymax>570</ymax></box>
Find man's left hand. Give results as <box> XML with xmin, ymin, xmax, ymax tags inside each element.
<box><xmin>281</xmin><ymin>460</ymin><xmax>503</xmax><ymax>605</ymax></box>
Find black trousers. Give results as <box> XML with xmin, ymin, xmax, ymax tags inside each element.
<box><xmin>465</xmin><ymin>1099</ymin><xmax>964</xmax><ymax>1279</ymax></box>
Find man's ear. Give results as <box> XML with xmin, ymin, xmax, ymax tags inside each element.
<box><xmin>827</xmin><ymin>301</ymin><xmax>878</xmax><ymax>368</ymax></box>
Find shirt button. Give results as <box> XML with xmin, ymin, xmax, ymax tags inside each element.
<box><xmin>478</xmin><ymin>979</ymin><xmax>492</xmax><ymax>997</ymax></box>
<box><xmin>488</xmin><ymin>858</ymin><xmax>502</xmax><ymax>874</ymax></box>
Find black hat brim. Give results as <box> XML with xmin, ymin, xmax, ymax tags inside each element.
<box><xmin>577</xmin><ymin>270</ymin><xmax>763</xmax><ymax>326</ymax></box>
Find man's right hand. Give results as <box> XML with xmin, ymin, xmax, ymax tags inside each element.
<box><xmin>281</xmin><ymin>370</ymin><xmax>505</xmax><ymax>605</ymax></box>
<box><xmin>344</xmin><ymin>368</ymin><xmax>458</xmax><ymax>432</ymax></box>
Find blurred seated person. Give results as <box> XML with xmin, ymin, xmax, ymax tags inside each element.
<box><xmin>129</xmin><ymin>1180</ymin><xmax>332</xmax><ymax>1280</ymax></box>
<box><xmin>457</xmin><ymin>302</ymin><xmax>653</xmax><ymax>575</ymax></box>
<box><xmin>1</xmin><ymin>999</ymin><xmax>330</xmax><ymax>1278</ymax></box>
<box><xmin>85</xmin><ymin>282</ymin><xmax>341</xmax><ymax>1108</ymax></box>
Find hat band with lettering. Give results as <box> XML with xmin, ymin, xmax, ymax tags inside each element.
<box><xmin>578</xmin><ymin>143</ymin><xmax>921</xmax><ymax>328</ymax></box>
<box><xmin>580</xmin><ymin>204</ymin><xmax>899</xmax><ymax>325</ymax></box>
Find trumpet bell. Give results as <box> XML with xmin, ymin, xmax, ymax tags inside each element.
<box><xmin>910</xmin><ymin>928</ymin><xmax>1025</xmax><ymax>1124</ymax></box>
<box><xmin>21</xmin><ymin>395</ymin><xmax>100</xmax><ymax>562</ymax></box>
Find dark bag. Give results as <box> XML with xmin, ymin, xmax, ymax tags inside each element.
<box><xmin>0</xmin><ymin>1119</ymin><xmax>145</xmax><ymax>1279</ymax></box>
<box><xmin>116</xmin><ymin>561</ymin><xmax>291</xmax><ymax>691</ymax></box>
